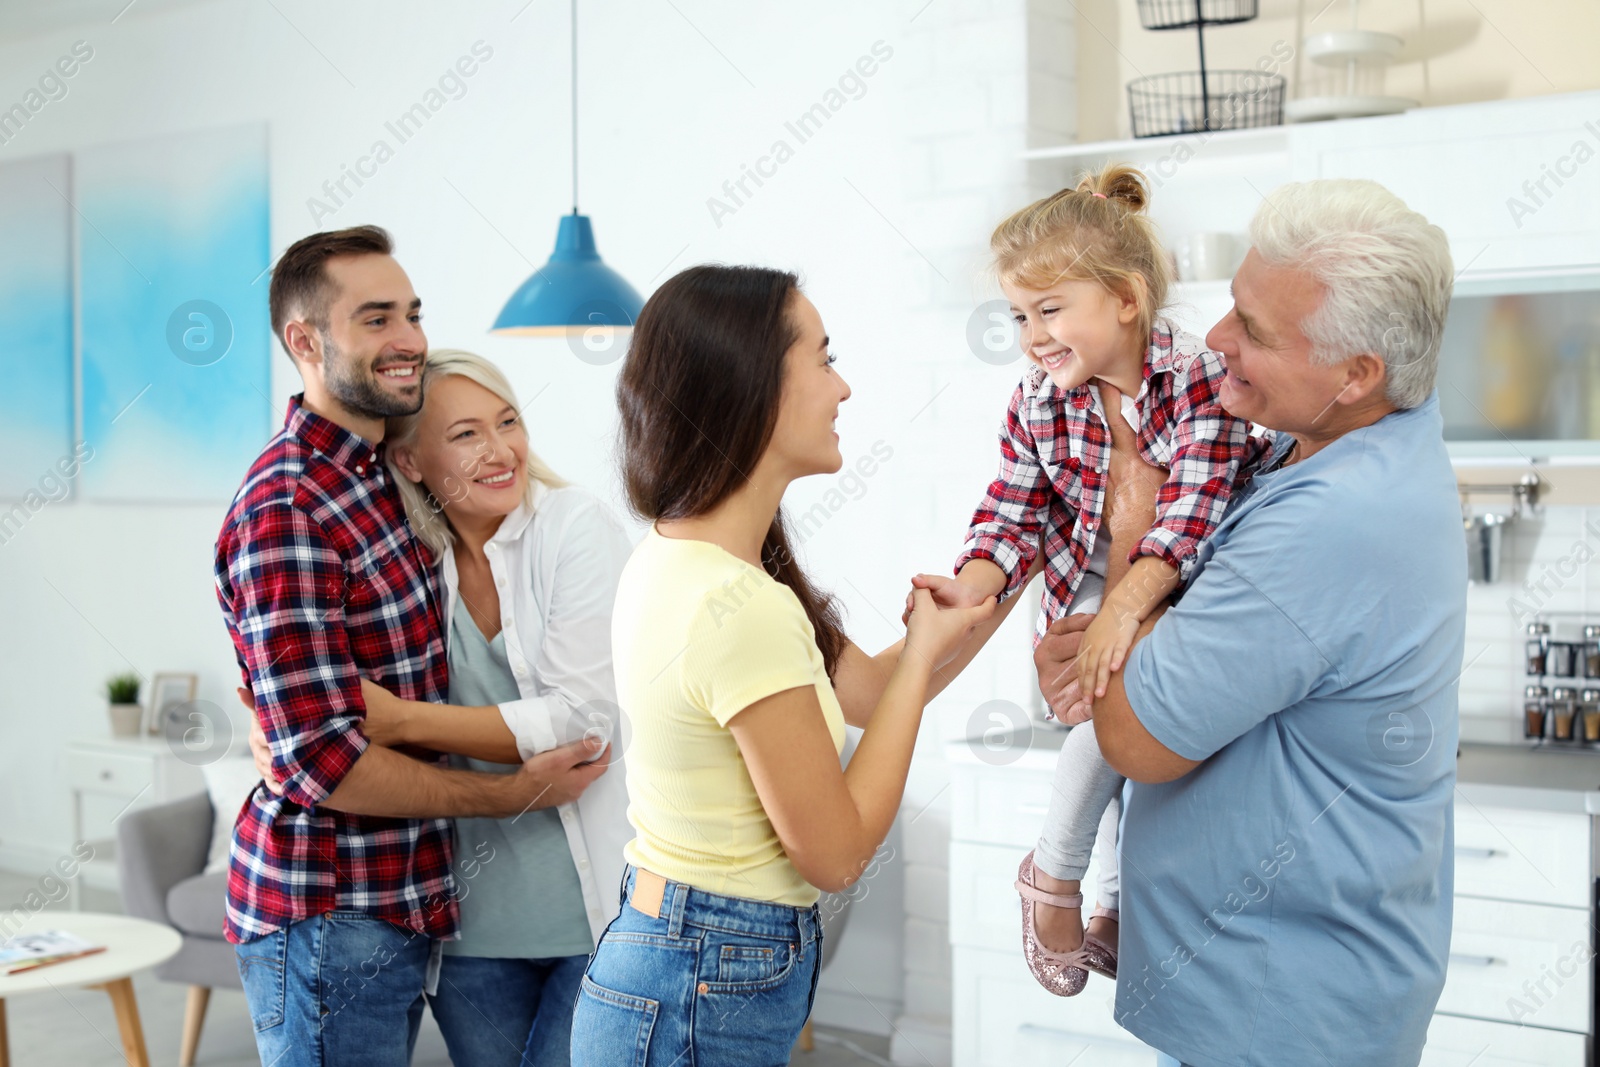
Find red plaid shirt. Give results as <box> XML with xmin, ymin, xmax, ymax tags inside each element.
<box><xmin>957</xmin><ymin>320</ymin><xmax>1273</xmax><ymax>644</ymax></box>
<box><xmin>214</xmin><ymin>396</ymin><xmax>458</xmax><ymax>944</ymax></box>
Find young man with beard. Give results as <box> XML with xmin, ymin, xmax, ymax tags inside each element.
<box><xmin>214</xmin><ymin>226</ymin><xmax>607</xmax><ymax>1066</ymax></box>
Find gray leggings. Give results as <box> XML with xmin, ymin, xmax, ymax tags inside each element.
<box><xmin>1032</xmin><ymin>571</ymin><xmax>1122</xmax><ymax>912</ymax></box>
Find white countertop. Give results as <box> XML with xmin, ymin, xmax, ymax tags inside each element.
<box><xmin>1455</xmin><ymin>742</ymin><xmax>1600</xmax><ymax>815</ymax></box>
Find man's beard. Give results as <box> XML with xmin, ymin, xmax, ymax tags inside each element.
<box><xmin>322</xmin><ymin>334</ymin><xmax>424</xmax><ymax>419</ymax></box>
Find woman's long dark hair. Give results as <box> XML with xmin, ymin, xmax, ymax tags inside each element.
<box><xmin>617</xmin><ymin>264</ymin><xmax>847</xmax><ymax>678</ymax></box>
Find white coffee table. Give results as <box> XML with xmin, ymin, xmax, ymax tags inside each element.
<box><xmin>0</xmin><ymin>911</ymin><xmax>181</xmax><ymax>1067</ymax></box>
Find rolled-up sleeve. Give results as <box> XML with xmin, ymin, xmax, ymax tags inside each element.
<box><xmin>1132</xmin><ymin>350</ymin><xmax>1256</xmax><ymax>580</ymax></box>
<box><xmin>225</xmin><ymin>503</ymin><xmax>369</xmax><ymax>806</ymax></box>
<box><xmin>956</xmin><ymin>382</ymin><xmax>1058</xmax><ymax>600</ymax></box>
<box><xmin>498</xmin><ymin>500</ymin><xmax>632</xmax><ymax>761</ymax></box>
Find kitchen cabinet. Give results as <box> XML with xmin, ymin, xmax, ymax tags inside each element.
<box><xmin>949</xmin><ymin>736</ymin><xmax>1600</xmax><ymax>1066</ymax></box>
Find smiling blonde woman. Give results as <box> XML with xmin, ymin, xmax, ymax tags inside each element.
<box><xmin>377</xmin><ymin>348</ymin><xmax>633</xmax><ymax>1067</ymax></box>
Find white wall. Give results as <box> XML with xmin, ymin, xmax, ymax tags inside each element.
<box><xmin>0</xmin><ymin>0</ymin><xmax>1055</xmax><ymax>1039</ymax></box>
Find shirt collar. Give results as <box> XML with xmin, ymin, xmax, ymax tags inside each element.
<box><xmin>284</xmin><ymin>394</ymin><xmax>383</xmax><ymax>475</ymax></box>
<box><xmin>1030</xmin><ymin>319</ymin><xmax>1183</xmax><ymax>412</ymax></box>
<box><xmin>486</xmin><ymin>479</ymin><xmax>549</xmax><ymax>544</ymax></box>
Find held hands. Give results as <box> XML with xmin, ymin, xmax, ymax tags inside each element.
<box><xmin>901</xmin><ymin>572</ymin><xmax>992</xmax><ymax>625</ymax></box>
<box><xmin>1076</xmin><ymin>606</ymin><xmax>1140</xmax><ymax>700</ymax></box>
<box><xmin>902</xmin><ymin>581</ymin><xmax>997</xmax><ymax>673</ymax></box>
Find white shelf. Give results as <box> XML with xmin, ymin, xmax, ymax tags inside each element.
<box><xmin>1021</xmin><ymin>125</ymin><xmax>1288</xmax><ymax>166</ymax></box>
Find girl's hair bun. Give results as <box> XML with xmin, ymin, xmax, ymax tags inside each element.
<box><xmin>1075</xmin><ymin>163</ymin><xmax>1150</xmax><ymax>214</ymax></box>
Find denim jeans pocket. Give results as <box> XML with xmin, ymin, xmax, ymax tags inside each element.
<box><xmin>575</xmin><ymin>975</ymin><xmax>658</xmax><ymax>1067</ymax></box>
<box><xmin>714</xmin><ymin>938</ymin><xmax>793</xmax><ymax>987</ymax></box>
<box><xmin>235</xmin><ymin>930</ymin><xmax>288</xmax><ymax>1032</ymax></box>
<box><xmin>703</xmin><ymin>933</ymin><xmax>798</xmax><ymax>994</ymax></box>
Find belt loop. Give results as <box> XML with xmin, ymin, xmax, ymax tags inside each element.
<box><xmin>666</xmin><ymin>881</ymin><xmax>688</xmax><ymax>938</ymax></box>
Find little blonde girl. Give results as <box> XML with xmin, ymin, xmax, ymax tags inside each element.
<box><xmin>925</xmin><ymin>164</ymin><xmax>1270</xmax><ymax>996</ymax></box>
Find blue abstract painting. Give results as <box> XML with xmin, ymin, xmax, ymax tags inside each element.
<box><xmin>0</xmin><ymin>154</ymin><xmax>74</xmax><ymax>500</ymax></box>
<box><xmin>79</xmin><ymin>123</ymin><xmax>271</xmax><ymax>501</ymax></box>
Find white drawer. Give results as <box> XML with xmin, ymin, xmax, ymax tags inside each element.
<box><xmin>1436</xmin><ymin>896</ymin><xmax>1591</xmax><ymax>1034</ymax></box>
<box><xmin>951</xmin><ymin>763</ymin><xmax>1056</xmax><ymax>848</ymax></box>
<box><xmin>1422</xmin><ymin>1012</ymin><xmax>1588</xmax><ymax>1066</ymax></box>
<box><xmin>950</xmin><ymin>840</ymin><xmax>1113</xmax><ymax>953</ymax></box>
<box><xmin>1455</xmin><ymin>804</ymin><xmax>1590</xmax><ymax>909</ymax></box>
<box><xmin>65</xmin><ymin>749</ymin><xmax>157</xmax><ymax>796</ymax></box>
<box><xmin>952</xmin><ymin>945</ymin><xmax>1154</xmax><ymax>1066</ymax></box>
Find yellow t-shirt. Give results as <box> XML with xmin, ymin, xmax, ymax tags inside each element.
<box><xmin>614</xmin><ymin>527</ymin><xmax>846</xmax><ymax>907</ymax></box>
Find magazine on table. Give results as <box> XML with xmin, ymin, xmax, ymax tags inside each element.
<box><xmin>0</xmin><ymin>930</ymin><xmax>104</xmax><ymax>972</ymax></box>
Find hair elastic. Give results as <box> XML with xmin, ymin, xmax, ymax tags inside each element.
<box><xmin>1091</xmin><ymin>192</ymin><xmax>1107</xmax><ymax>198</ymax></box>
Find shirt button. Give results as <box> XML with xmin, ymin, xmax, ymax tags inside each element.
<box><xmin>578</xmin><ymin>858</ymin><xmax>590</xmax><ymax>871</ymax></box>
<box><xmin>356</xmin><ymin>465</ymin><xmax>365</xmax><ymax>474</ymax></box>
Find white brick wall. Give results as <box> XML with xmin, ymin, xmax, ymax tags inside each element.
<box><xmin>867</xmin><ymin>2</ymin><xmax>1075</xmax><ymax>1061</ymax></box>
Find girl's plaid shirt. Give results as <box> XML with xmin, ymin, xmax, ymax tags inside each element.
<box><xmin>957</xmin><ymin>321</ymin><xmax>1275</xmax><ymax>645</ymax></box>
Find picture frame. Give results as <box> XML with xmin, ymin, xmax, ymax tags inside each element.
<box><xmin>146</xmin><ymin>672</ymin><xmax>198</xmax><ymax>736</ymax></box>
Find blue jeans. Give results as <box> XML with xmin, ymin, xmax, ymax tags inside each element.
<box><xmin>429</xmin><ymin>952</ymin><xmax>589</xmax><ymax>1067</ymax></box>
<box><xmin>570</xmin><ymin>867</ymin><xmax>823</xmax><ymax>1067</ymax></box>
<box><xmin>1155</xmin><ymin>1055</ymin><xmax>1194</xmax><ymax>1067</ymax></box>
<box><xmin>234</xmin><ymin>911</ymin><xmax>431</xmax><ymax>1067</ymax></box>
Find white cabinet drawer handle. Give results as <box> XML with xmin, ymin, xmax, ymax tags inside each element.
<box><xmin>1448</xmin><ymin>953</ymin><xmax>1504</xmax><ymax>967</ymax></box>
<box><xmin>1016</xmin><ymin>1023</ymin><xmax>1082</xmax><ymax>1041</ymax></box>
<box><xmin>1456</xmin><ymin>847</ymin><xmax>1502</xmax><ymax>860</ymax></box>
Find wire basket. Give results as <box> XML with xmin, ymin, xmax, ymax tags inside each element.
<box><xmin>1128</xmin><ymin>70</ymin><xmax>1285</xmax><ymax>137</ymax></box>
<box><xmin>1136</xmin><ymin>0</ymin><xmax>1259</xmax><ymax>30</ymax></box>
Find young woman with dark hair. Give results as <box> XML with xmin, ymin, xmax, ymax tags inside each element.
<box><xmin>569</xmin><ymin>265</ymin><xmax>1028</xmax><ymax>1066</ymax></box>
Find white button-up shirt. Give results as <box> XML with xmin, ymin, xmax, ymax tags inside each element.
<box><xmin>439</xmin><ymin>484</ymin><xmax>635</xmax><ymax>945</ymax></box>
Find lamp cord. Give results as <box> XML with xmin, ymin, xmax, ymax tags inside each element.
<box><xmin>571</xmin><ymin>0</ymin><xmax>579</xmax><ymax>215</ymax></box>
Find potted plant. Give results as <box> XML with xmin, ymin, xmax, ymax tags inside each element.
<box><xmin>106</xmin><ymin>673</ymin><xmax>143</xmax><ymax>738</ymax></box>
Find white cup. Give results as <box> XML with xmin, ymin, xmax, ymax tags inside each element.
<box><xmin>1179</xmin><ymin>233</ymin><xmax>1239</xmax><ymax>282</ymax></box>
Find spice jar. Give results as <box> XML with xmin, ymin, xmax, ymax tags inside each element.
<box><xmin>1585</xmin><ymin>625</ymin><xmax>1600</xmax><ymax>679</ymax></box>
<box><xmin>1551</xmin><ymin>686</ymin><xmax>1578</xmax><ymax>741</ymax></box>
<box><xmin>1526</xmin><ymin>622</ymin><xmax>1551</xmax><ymax>676</ymax></box>
<box><xmin>1582</xmin><ymin>688</ymin><xmax>1600</xmax><ymax>743</ymax></box>
<box><xmin>1524</xmin><ymin>684</ymin><xmax>1549</xmax><ymax>740</ymax></box>
<box><xmin>1551</xmin><ymin>642</ymin><xmax>1580</xmax><ymax>679</ymax></box>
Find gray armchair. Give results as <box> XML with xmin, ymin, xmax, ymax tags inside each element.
<box><xmin>116</xmin><ymin>792</ymin><xmax>240</xmax><ymax>1067</ymax></box>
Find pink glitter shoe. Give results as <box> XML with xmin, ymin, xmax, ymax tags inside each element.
<box><xmin>1015</xmin><ymin>851</ymin><xmax>1093</xmax><ymax>997</ymax></box>
<box><xmin>1083</xmin><ymin>906</ymin><xmax>1118</xmax><ymax>980</ymax></box>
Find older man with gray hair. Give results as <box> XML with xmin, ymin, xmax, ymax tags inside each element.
<box><xmin>1036</xmin><ymin>178</ymin><xmax>1466</xmax><ymax>1067</ymax></box>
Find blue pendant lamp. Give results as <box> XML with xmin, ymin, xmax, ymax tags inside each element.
<box><xmin>491</xmin><ymin>0</ymin><xmax>642</xmax><ymax>337</ymax></box>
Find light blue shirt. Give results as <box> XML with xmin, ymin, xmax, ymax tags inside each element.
<box><xmin>1118</xmin><ymin>393</ymin><xmax>1466</xmax><ymax>1067</ymax></box>
<box><xmin>444</xmin><ymin>608</ymin><xmax>594</xmax><ymax>959</ymax></box>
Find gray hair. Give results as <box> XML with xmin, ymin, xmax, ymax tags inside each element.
<box><xmin>386</xmin><ymin>348</ymin><xmax>567</xmax><ymax>557</ymax></box>
<box><xmin>1249</xmin><ymin>179</ymin><xmax>1453</xmax><ymax>410</ymax></box>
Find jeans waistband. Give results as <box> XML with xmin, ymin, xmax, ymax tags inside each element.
<box><xmin>622</xmin><ymin>865</ymin><xmax>821</xmax><ymax>946</ymax></box>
